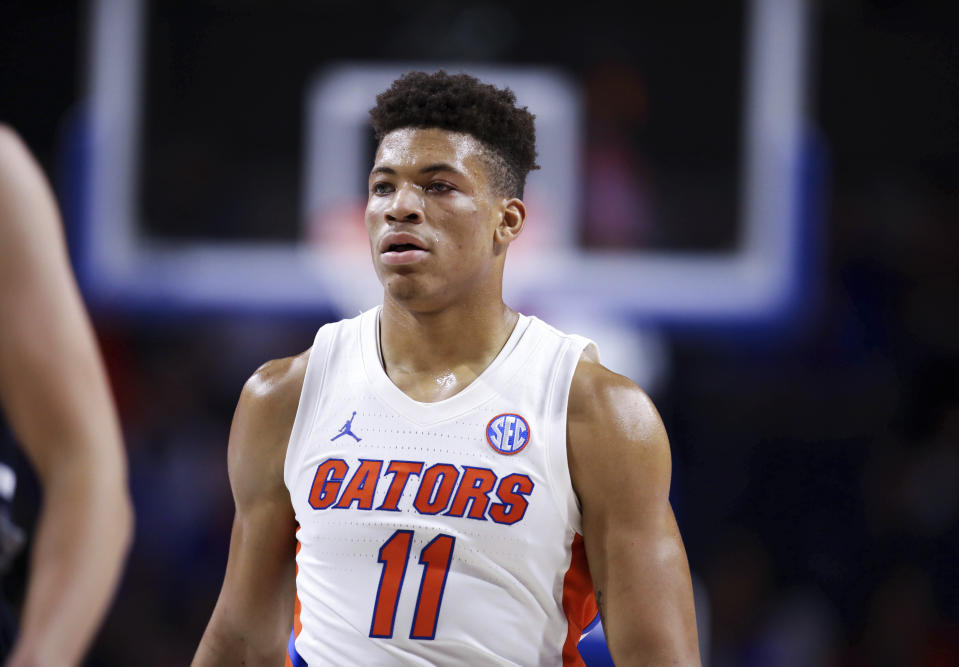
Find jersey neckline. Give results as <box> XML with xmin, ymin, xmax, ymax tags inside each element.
<box><xmin>360</xmin><ymin>306</ymin><xmax>534</xmax><ymax>426</ymax></box>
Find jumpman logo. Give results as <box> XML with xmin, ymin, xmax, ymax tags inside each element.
<box><xmin>331</xmin><ymin>411</ymin><xmax>362</xmax><ymax>442</ymax></box>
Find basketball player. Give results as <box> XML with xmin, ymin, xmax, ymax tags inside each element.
<box><xmin>193</xmin><ymin>71</ymin><xmax>700</xmax><ymax>665</ymax></box>
<box><xmin>0</xmin><ymin>125</ymin><xmax>133</xmax><ymax>665</ymax></box>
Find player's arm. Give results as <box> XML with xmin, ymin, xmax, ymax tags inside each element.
<box><xmin>0</xmin><ymin>125</ymin><xmax>133</xmax><ymax>667</ymax></box>
<box><xmin>192</xmin><ymin>352</ymin><xmax>307</xmax><ymax>666</ymax></box>
<box><xmin>568</xmin><ymin>353</ymin><xmax>700</xmax><ymax>666</ymax></box>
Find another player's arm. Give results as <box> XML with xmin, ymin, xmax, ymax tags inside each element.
<box><xmin>568</xmin><ymin>353</ymin><xmax>700</xmax><ymax>666</ymax></box>
<box><xmin>192</xmin><ymin>352</ymin><xmax>307</xmax><ymax>666</ymax></box>
<box><xmin>0</xmin><ymin>125</ymin><xmax>133</xmax><ymax>667</ymax></box>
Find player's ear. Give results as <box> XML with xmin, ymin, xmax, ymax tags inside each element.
<box><xmin>494</xmin><ymin>198</ymin><xmax>526</xmax><ymax>249</ymax></box>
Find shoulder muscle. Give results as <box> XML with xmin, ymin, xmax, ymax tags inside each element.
<box><xmin>566</xmin><ymin>358</ymin><xmax>700</xmax><ymax>664</ymax></box>
<box><xmin>567</xmin><ymin>358</ymin><xmax>671</xmax><ymax>510</ymax></box>
<box><xmin>228</xmin><ymin>349</ymin><xmax>311</xmax><ymax>508</ymax></box>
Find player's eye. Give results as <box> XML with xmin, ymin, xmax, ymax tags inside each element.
<box><xmin>371</xmin><ymin>181</ymin><xmax>394</xmax><ymax>195</ymax></box>
<box><xmin>425</xmin><ymin>181</ymin><xmax>453</xmax><ymax>193</ymax></box>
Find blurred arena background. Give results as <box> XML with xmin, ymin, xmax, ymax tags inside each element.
<box><xmin>2</xmin><ymin>0</ymin><xmax>958</xmax><ymax>664</ymax></box>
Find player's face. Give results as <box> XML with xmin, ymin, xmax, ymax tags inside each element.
<box><xmin>366</xmin><ymin>127</ymin><xmax>518</xmax><ymax>310</ymax></box>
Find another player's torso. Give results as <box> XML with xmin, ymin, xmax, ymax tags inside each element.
<box><xmin>284</xmin><ymin>308</ymin><xmax>593</xmax><ymax>666</ymax></box>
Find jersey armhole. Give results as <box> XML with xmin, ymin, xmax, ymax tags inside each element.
<box><xmin>544</xmin><ymin>334</ymin><xmax>595</xmax><ymax>535</ymax></box>
<box><xmin>283</xmin><ymin>324</ymin><xmax>336</xmax><ymax>492</ymax></box>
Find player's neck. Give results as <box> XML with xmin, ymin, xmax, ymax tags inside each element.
<box><xmin>379</xmin><ymin>296</ymin><xmax>518</xmax><ymax>402</ymax></box>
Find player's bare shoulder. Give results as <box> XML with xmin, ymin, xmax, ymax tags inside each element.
<box><xmin>0</xmin><ymin>122</ymin><xmax>25</xmax><ymax>155</ymax></box>
<box><xmin>242</xmin><ymin>349</ymin><xmax>311</xmax><ymax>413</ymax></box>
<box><xmin>567</xmin><ymin>350</ymin><xmax>671</xmax><ymax>495</ymax></box>
<box><xmin>228</xmin><ymin>349</ymin><xmax>311</xmax><ymax>491</ymax></box>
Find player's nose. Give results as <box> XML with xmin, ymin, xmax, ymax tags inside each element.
<box><xmin>385</xmin><ymin>183</ymin><xmax>423</xmax><ymax>223</ymax></box>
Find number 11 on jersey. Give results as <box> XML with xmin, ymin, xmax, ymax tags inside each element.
<box><xmin>370</xmin><ymin>530</ymin><xmax>456</xmax><ymax>640</ymax></box>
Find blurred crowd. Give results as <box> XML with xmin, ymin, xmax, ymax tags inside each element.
<box><xmin>668</xmin><ymin>165</ymin><xmax>959</xmax><ymax>666</ymax></box>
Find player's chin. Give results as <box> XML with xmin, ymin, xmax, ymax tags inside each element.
<box><xmin>375</xmin><ymin>259</ymin><xmax>421</xmax><ymax>284</ymax></box>
<box><xmin>380</xmin><ymin>273</ymin><xmax>444</xmax><ymax>308</ymax></box>
<box><xmin>379</xmin><ymin>269</ymin><xmax>420</xmax><ymax>294</ymax></box>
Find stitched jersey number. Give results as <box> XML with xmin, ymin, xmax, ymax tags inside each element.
<box><xmin>370</xmin><ymin>530</ymin><xmax>455</xmax><ymax>640</ymax></box>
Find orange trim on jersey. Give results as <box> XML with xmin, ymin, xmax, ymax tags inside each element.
<box><xmin>561</xmin><ymin>533</ymin><xmax>598</xmax><ymax>667</ymax></box>
<box><xmin>286</xmin><ymin>532</ymin><xmax>304</xmax><ymax>666</ymax></box>
<box><xmin>293</xmin><ymin>537</ymin><xmax>303</xmax><ymax>639</ymax></box>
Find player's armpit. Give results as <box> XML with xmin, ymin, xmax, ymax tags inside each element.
<box><xmin>567</xmin><ymin>359</ymin><xmax>700</xmax><ymax>667</ymax></box>
<box><xmin>192</xmin><ymin>352</ymin><xmax>308</xmax><ymax>666</ymax></box>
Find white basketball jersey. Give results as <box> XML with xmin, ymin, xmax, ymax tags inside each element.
<box><xmin>284</xmin><ymin>307</ymin><xmax>598</xmax><ymax>666</ymax></box>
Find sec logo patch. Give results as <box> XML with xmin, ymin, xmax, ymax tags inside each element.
<box><xmin>486</xmin><ymin>414</ymin><xmax>531</xmax><ymax>455</ymax></box>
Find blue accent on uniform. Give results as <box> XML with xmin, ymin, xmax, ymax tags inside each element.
<box><xmin>486</xmin><ymin>414</ymin><xmax>531</xmax><ymax>454</ymax></box>
<box><xmin>287</xmin><ymin>629</ymin><xmax>308</xmax><ymax>667</ymax></box>
<box><xmin>578</xmin><ymin>618</ymin><xmax>615</xmax><ymax>666</ymax></box>
<box><xmin>581</xmin><ymin>614</ymin><xmax>601</xmax><ymax>636</ymax></box>
<box><xmin>331</xmin><ymin>411</ymin><xmax>361</xmax><ymax>442</ymax></box>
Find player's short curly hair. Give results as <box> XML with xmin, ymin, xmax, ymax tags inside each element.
<box><xmin>369</xmin><ymin>71</ymin><xmax>539</xmax><ymax>198</ymax></box>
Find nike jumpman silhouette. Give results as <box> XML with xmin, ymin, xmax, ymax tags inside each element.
<box><xmin>331</xmin><ymin>411</ymin><xmax>361</xmax><ymax>442</ymax></box>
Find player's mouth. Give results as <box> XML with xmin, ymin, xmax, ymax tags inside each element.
<box><xmin>379</xmin><ymin>232</ymin><xmax>429</xmax><ymax>265</ymax></box>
